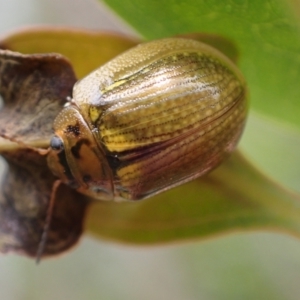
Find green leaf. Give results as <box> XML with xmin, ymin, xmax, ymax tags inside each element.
<box><xmin>102</xmin><ymin>0</ymin><xmax>300</xmax><ymax>129</ymax></box>
<box><xmin>241</xmin><ymin>112</ymin><xmax>300</xmax><ymax>192</ymax></box>
<box><xmin>86</xmin><ymin>152</ymin><xmax>300</xmax><ymax>244</ymax></box>
<box><xmin>90</xmin><ymin>0</ymin><xmax>300</xmax><ymax>246</ymax></box>
<box><xmin>0</xmin><ymin>27</ymin><xmax>138</xmax><ymax>78</ymax></box>
<box><xmin>176</xmin><ymin>32</ymin><xmax>239</xmax><ymax>63</ymax></box>
<box><xmin>1</xmin><ymin>26</ymin><xmax>300</xmax><ymax>256</ymax></box>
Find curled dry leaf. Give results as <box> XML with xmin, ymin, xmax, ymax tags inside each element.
<box><xmin>0</xmin><ymin>49</ymin><xmax>76</xmax><ymax>147</ymax></box>
<box><xmin>0</xmin><ymin>148</ymin><xmax>88</xmax><ymax>257</ymax></box>
<box><xmin>0</xmin><ymin>49</ymin><xmax>89</xmax><ymax>258</ymax></box>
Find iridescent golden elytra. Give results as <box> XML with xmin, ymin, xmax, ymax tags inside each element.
<box><xmin>47</xmin><ymin>38</ymin><xmax>247</xmax><ymax>202</ymax></box>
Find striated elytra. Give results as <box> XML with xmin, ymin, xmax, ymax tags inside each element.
<box><xmin>47</xmin><ymin>37</ymin><xmax>247</xmax><ymax>201</ymax></box>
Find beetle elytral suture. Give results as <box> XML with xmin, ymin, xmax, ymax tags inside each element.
<box><xmin>47</xmin><ymin>37</ymin><xmax>247</xmax><ymax>202</ymax></box>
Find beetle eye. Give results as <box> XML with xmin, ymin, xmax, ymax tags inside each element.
<box><xmin>50</xmin><ymin>135</ymin><xmax>64</xmax><ymax>151</ymax></box>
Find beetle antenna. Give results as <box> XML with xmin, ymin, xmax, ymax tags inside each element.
<box><xmin>36</xmin><ymin>180</ymin><xmax>61</xmax><ymax>264</ymax></box>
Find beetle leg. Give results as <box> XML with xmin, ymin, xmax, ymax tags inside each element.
<box><xmin>35</xmin><ymin>179</ymin><xmax>62</xmax><ymax>264</ymax></box>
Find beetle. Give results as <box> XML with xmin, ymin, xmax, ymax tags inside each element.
<box><xmin>47</xmin><ymin>37</ymin><xmax>247</xmax><ymax>202</ymax></box>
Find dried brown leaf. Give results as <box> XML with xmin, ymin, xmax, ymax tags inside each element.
<box><xmin>0</xmin><ymin>148</ymin><xmax>89</xmax><ymax>257</ymax></box>
<box><xmin>0</xmin><ymin>49</ymin><xmax>76</xmax><ymax>148</ymax></box>
<box><xmin>0</xmin><ymin>49</ymin><xmax>88</xmax><ymax>258</ymax></box>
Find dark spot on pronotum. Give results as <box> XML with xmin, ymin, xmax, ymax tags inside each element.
<box><xmin>57</xmin><ymin>148</ymin><xmax>78</xmax><ymax>188</ymax></box>
<box><xmin>65</xmin><ymin>122</ymin><xmax>81</xmax><ymax>137</ymax></box>
<box><xmin>71</xmin><ymin>138</ymin><xmax>91</xmax><ymax>159</ymax></box>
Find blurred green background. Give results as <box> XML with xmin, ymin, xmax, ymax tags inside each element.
<box><xmin>1</xmin><ymin>0</ymin><xmax>300</xmax><ymax>299</ymax></box>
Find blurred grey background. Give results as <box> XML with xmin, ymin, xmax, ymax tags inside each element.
<box><xmin>0</xmin><ymin>0</ymin><xmax>134</xmax><ymax>35</ymax></box>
